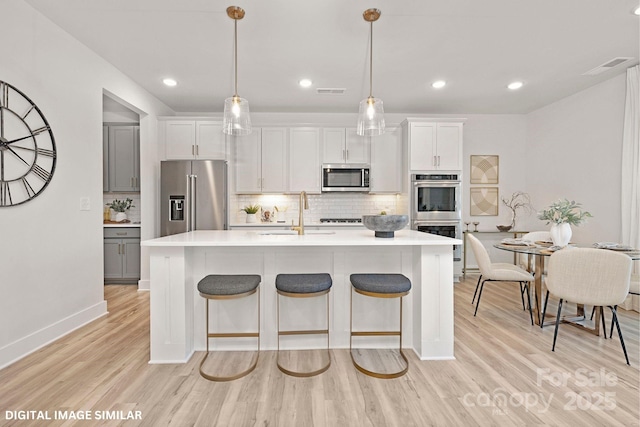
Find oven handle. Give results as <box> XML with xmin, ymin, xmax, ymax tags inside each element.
<box><xmin>413</xmin><ymin>181</ymin><xmax>461</xmax><ymax>187</ymax></box>
<box><xmin>413</xmin><ymin>220</ymin><xmax>462</xmax><ymax>226</ymax></box>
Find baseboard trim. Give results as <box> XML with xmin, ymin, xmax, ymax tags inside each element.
<box><xmin>0</xmin><ymin>300</ymin><xmax>108</xmax><ymax>370</ymax></box>
<box><xmin>138</xmin><ymin>279</ymin><xmax>150</xmax><ymax>291</ymax></box>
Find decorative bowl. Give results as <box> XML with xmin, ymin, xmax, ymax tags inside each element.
<box><xmin>496</xmin><ymin>225</ymin><xmax>512</xmax><ymax>232</ymax></box>
<box><xmin>362</xmin><ymin>215</ymin><xmax>409</xmax><ymax>238</ymax></box>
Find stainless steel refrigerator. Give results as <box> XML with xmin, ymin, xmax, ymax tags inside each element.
<box><xmin>160</xmin><ymin>160</ymin><xmax>227</xmax><ymax>236</ymax></box>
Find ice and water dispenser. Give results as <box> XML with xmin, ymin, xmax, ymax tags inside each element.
<box><xmin>169</xmin><ymin>196</ymin><xmax>184</xmax><ymax>221</ymax></box>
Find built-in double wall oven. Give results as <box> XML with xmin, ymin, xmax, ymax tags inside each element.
<box><xmin>411</xmin><ymin>174</ymin><xmax>462</xmax><ymax>261</ymax></box>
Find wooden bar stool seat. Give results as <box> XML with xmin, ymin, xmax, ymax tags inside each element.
<box><xmin>197</xmin><ymin>274</ymin><xmax>261</xmax><ymax>381</ymax></box>
<box><xmin>275</xmin><ymin>273</ymin><xmax>332</xmax><ymax>377</ymax></box>
<box><xmin>350</xmin><ymin>273</ymin><xmax>411</xmax><ymax>379</ymax></box>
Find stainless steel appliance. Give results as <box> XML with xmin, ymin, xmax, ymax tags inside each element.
<box><xmin>412</xmin><ymin>220</ymin><xmax>462</xmax><ymax>261</ymax></box>
<box><xmin>411</xmin><ymin>174</ymin><xmax>462</xmax><ymax>261</ymax></box>
<box><xmin>412</xmin><ymin>174</ymin><xmax>461</xmax><ymax>220</ymax></box>
<box><xmin>160</xmin><ymin>160</ymin><xmax>227</xmax><ymax>236</ymax></box>
<box><xmin>322</xmin><ymin>164</ymin><xmax>370</xmax><ymax>192</ymax></box>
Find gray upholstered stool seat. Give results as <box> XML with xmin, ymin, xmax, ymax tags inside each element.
<box><xmin>198</xmin><ymin>274</ymin><xmax>261</xmax><ymax>296</ymax></box>
<box><xmin>275</xmin><ymin>273</ymin><xmax>332</xmax><ymax>377</ymax></box>
<box><xmin>350</xmin><ymin>273</ymin><xmax>411</xmax><ymax>379</ymax></box>
<box><xmin>276</xmin><ymin>273</ymin><xmax>332</xmax><ymax>294</ymax></box>
<box><xmin>197</xmin><ymin>274</ymin><xmax>261</xmax><ymax>382</ymax></box>
<box><xmin>350</xmin><ymin>274</ymin><xmax>411</xmax><ymax>294</ymax></box>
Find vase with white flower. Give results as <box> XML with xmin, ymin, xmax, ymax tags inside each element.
<box><xmin>537</xmin><ymin>199</ymin><xmax>592</xmax><ymax>247</ymax></box>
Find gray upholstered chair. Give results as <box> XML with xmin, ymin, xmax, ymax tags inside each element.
<box><xmin>275</xmin><ymin>273</ymin><xmax>332</xmax><ymax>377</ymax></box>
<box><xmin>542</xmin><ymin>248</ymin><xmax>632</xmax><ymax>365</ymax></box>
<box><xmin>467</xmin><ymin>233</ymin><xmax>534</xmax><ymax>324</ymax></box>
<box><xmin>197</xmin><ymin>274</ymin><xmax>261</xmax><ymax>381</ymax></box>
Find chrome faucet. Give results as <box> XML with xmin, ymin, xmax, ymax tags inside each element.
<box><xmin>291</xmin><ymin>191</ymin><xmax>309</xmax><ymax>235</ymax></box>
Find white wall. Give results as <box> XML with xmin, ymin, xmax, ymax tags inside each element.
<box><xmin>0</xmin><ymin>0</ymin><xmax>173</xmax><ymax>368</ymax></box>
<box><xmin>523</xmin><ymin>73</ymin><xmax>626</xmax><ymax>245</ymax></box>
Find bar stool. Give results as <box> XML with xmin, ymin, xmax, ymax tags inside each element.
<box><xmin>275</xmin><ymin>273</ymin><xmax>332</xmax><ymax>377</ymax></box>
<box><xmin>350</xmin><ymin>273</ymin><xmax>411</xmax><ymax>379</ymax></box>
<box><xmin>197</xmin><ymin>274</ymin><xmax>261</xmax><ymax>382</ymax></box>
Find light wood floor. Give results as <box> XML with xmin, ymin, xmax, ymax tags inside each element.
<box><xmin>1</xmin><ymin>277</ymin><xmax>638</xmax><ymax>426</ymax></box>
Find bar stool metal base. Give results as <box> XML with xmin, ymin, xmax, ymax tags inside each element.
<box><xmin>277</xmin><ymin>288</ymin><xmax>331</xmax><ymax>377</ymax></box>
<box><xmin>199</xmin><ymin>287</ymin><xmax>260</xmax><ymax>382</ymax></box>
<box><xmin>350</xmin><ymin>286</ymin><xmax>409</xmax><ymax>379</ymax></box>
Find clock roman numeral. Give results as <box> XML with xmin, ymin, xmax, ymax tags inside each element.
<box><xmin>32</xmin><ymin>126</ymin><xmax>49</xmax><ymax>136</ymax></box>
<box><xmin>22</xmin><ymin>177</ymin><xmax>35</xmax><ymax>197</ymax></box>
<box><xmin>0</xmin><ymin>83</ymin><xmax>7</xmax><ymax>108</ymax></box>
<box><xmin>0</xmin><ymin>181</ymin><xmax>11</xmax><ymax>206</ymax></box>
<box><xmin>32</xmin><ymin>164</ymin><xmax>51</xmax><ymax>181</ymax></box>
<box><xmin>36</xmin><ymin>147</ymin><xmax>55</xmax><ymax>158</ymax></box>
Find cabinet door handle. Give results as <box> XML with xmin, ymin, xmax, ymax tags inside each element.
<box><xmin>258</xmin><ymin>178</ymin><xmax>261</xmax><ymax>189</ymax></box>
<box><xmin>346</xmin><ymin>149</ymin><xmax>349</xmax><ymax>161</ymax></box>
<box><xmin>117</xmin><ymin>243</ymin><xmax>121</xmax><ymax>255</ymax></box>
<box><xmin>116</xmin><ymin>232</ymin><xmax>127</xmax><ymax>236</ymax></box>
<box><xmin>196</xmin><ymin>145</ymin><xmax>199</xmax><ymax>156</ymax></box>
<box><xmin>121</xmin><ymin>243</ymin><xmax>125</xmax><ymax>255</ymax></box>
<box><xmin>438</xmin><ymin>156</ymin><xmax>441</xmax><ymax>166</ymax></box>
<box><xmin>342</xmin><ymin>149</ymin><xmax>345</xmax><ymax>161</ymax></box>
<box><xmin>192</xmin><ymin>145</ymin><xmax>195</xmax><ymax>155</ymax></box>
<box><xmin>433</xmin><ymin>156</ymin><xmax>436</xmax><ymax>166</ymax></box>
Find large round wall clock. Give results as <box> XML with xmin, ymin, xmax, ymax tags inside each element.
<box><xmin>0</xmin><ymin>80</ymin><xmax>56</xmax><ymax>207</ymax></box>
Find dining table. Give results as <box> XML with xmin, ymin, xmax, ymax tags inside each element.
<box><xmin>493</xmin><ymin>242</ymin><xmax>640</xmax><ymax>336</ymax></box>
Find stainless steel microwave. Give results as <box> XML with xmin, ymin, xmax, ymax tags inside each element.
<box><xmin>322</xmin><ymin>164</ymin><xmax>370</xmax><ymax>192</ymax></box>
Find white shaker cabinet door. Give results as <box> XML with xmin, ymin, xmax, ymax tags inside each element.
<box><xmin>165</xmin><ymin>120</ymin><xmax>196</xmax><ymax>159</ymax></box>
<box><xmin>370</xmin><ymin>126</ymin><xmax>402</xmax><ymax>193</ymax></box>
<box><xmin>435</xmin><ymin>123</ymin><xmax>462</xmax><ymax>171</ymax></box>
<box><xmin>195</xmin><ymin>121</ymin><xmax>226</xmax><ymax>160</ymax></box>
<box><xmin>260</xmin><ymin>128</ymin><xmax>288</xmax><ymax>193</ymax></box>
<box><xmin>234</xmin><ymin>129</ymin><xmax>262</xmax><ymax>193</ymax></box>
<box><xmin>289</xmin><ymin>127</ymin><xmax>321</xmax><ymax>193</ymax></box>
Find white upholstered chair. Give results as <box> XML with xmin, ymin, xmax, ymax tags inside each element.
<box><xmin>543</xmin><ymin>248</ymin><xmax>632</xmax><ymax>365</ymax></box>
<box><xmin>517</xmin><ymin>231</ymin><xmax>552</xmax><ymax>273</ymax></box>
<box><xmin>467</xmin><ymin>233</ymin><xmax>535</xmax><ymax>324</ymax></box>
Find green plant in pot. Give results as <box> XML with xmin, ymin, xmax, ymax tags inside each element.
<box><xmin>106</xmin><ymin>198</ymin><xmax>134</xmax><ymax>222</ymax></box>
<box><xmin>538</xmin><ymin>199</ymin><xmax>591</xmax><ymax>247</ymax></box>
<box><xmin>241</xmin><ymin>204</ymin><xmax>261</xmax><ymax>223</ymax></box>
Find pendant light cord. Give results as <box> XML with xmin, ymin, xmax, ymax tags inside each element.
<box><xmin>369</xmin><ymin>20</ymin><xmax>373</xmax><ymax>98</ymax></box>
<box><xmin>234</xmin><ymin>18</ymin><xmax>238</xmax><ymax>97</ymax></box>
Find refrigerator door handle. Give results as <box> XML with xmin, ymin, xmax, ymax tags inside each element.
<box><xmin>190</xmin><ymin>174</ymin><xmax>197</xmax><ymax>231</ymax></box>
<box><xmin>186</xmin><ymin>174</ymin><xmax>192</xmax><ymax>232</ymax></box>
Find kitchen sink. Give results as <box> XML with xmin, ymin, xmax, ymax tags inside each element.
<box><xmin>258</xmin><ymin>230</ymin><xmax>336</xmax><ymax>235</ymax></box>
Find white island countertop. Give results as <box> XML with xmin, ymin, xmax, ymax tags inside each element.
<box><xmin>142</xmin><ymin>229</ymin><xmax>461</xmax><ymax>247</ymax></box>
<box><xmin>144</xmin><ymin>228</ymin><xmax>460</xmax><ymax>364</ymax></box>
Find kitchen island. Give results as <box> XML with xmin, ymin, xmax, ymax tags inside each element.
<box><xmin>142</xmin><ymin>229</ymin><xmax>461</xmax><ymax>364</ymax></box>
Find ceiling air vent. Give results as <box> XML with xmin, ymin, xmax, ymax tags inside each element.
<box><xmin>316</xmin><ymin>88</ymin><xmax>346</xmax><ymax>95</ymax></box>
<box><xmin>583</xmin><ymin>57</ymin><xmax>634</xmax><ymax>75</ymax></box>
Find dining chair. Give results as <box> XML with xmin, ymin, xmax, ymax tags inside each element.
<box><xmin>517</xmin><ymin>231</ymin><xmax>551</xmax><ymax>273</ymax></box>
<box><xmin>467</xmin><ymin>233</ymin><xmax>534</xmax><ymax>324</ymax></box>
<box><xmin>542</xmin><ymin>248</ymin><xmax>632</xmax><ymax>365</ymax></box>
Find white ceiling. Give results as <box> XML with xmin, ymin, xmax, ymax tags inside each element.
<box><xmin>25</xmin><ymin>0</ymin><xmax>640</xmax><ymax>115</ymax></box>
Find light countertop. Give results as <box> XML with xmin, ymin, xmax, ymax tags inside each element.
<box><xmin>103</xmin><ymin>222</ymin><xmax>141</xmax><ymax>228</ymax></box>
<box><xmin>142</xmin><ymin>229</ymin><xmax>461</xmax><ymax>248</ymax></box>
<box><xmin>229</xmin><ymin>222</ymin><xmax>365</xmax><ymax>228</ymax></box>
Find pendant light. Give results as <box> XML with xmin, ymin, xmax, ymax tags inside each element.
<box><xmin>223</xmin><ymin>6</ymin><xmax>252</xmax><ymax>136</ymax></box>
<box><xmin>357</xmin><ymin>8</ymin><xmax>385</xmax><ymax>136</ymax></box>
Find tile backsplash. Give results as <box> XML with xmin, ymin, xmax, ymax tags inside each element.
<box><xmin>231</xmin><ymin>193</ymin><xmax>402</xmax><ymax>224</ymax></box>
<box><xmin>103</xmin><ymin>193</ymin><xmax>141</xmax><ymax>223</ymax></box>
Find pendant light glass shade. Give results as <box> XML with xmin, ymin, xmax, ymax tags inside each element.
<box><xmin>357</xmin><ymin>9</ymin><xmax>384</xmax><ymax>136</ymax></box>
<box><xmin>357</xmin><ymin>96</ymin><xmax>385</xmax><ymax>136</ymax></box>
<box><xmin>223</xmin><ymin>6</ymin><xmax>252</xmax><ymax>136</ymax></box>
<box><xmin>223</xmin><ymin>95</ymin><xmax>252</xmax><ymax>136</ymax></box>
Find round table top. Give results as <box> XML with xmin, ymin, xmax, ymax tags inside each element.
<box><xmin>494</xmin><ymin>243</ymin><xmax>640</xmax><ymax>260</ymax></box>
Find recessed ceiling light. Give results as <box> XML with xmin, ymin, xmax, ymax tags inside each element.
<box><xmin>163</xmin><ymin>78</ymin><xmax>177</xmax><ymax>87</ymax></box>
<box><xmin>432</xmin><ymin>80</ymin><xmax>446</xmax><ymax>89</ymax></box>
<box><xmin>299</xmin><ymin>79</ymin><xmax>313</xmax><ymax>88</ymax></box>
<box><xmin>634</xmin><ymin>6</ymin><xmax>640</xmax><ymax>15</ymax></box>
<box><xmin>507</xmin><ymin>81</ymin><xmax>524</xmax><ymax>90</ymax></box>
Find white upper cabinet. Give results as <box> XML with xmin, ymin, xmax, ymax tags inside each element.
<box><xmin>234</xmin><ymin>128</ymin><xmax>288</xmax><ymax>194</ymax></box>
<box><xmin>163</xmin><ymin>120</ymin><xmax>226</xmax><ymax>160</ymax></box>
<box><xmin>322</xmin><ymin>128</ymin><xmax>370</xmax><ymax>164</ymax></box>
<box><xmin>370</xmin><ymin>126</ymin><xmax>402</xmax><ymax>193</ymax></box>
<box><xmin>289</xmin><ymin>128</ymin><xmax>321</xmax><ymax>193</ymax></box>
<box><xmin>406</xmin><ymin>120</ymin><xmax>463</xmax><ymax>171</ymax></box>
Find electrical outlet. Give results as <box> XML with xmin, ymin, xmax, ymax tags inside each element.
<box><xmin>80</xmin><ymin>197</ymin><xmax>91</xmax><ymax>211</ymax></box>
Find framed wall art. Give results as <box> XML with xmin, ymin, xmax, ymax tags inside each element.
<box><xmin>470</xmin><ymin>187</ymin><xmax>499</xmax><ymax>216</ymax></box>
<box><xmin>470</xmin><ymin>155</ymin><xmax>499</xmax><ymax>184</ymax></box>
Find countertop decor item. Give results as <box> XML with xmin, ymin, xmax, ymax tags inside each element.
<box><xmin>538</xmin><ymin>199</ymin><xmax>592</xmax><ymax>247</ymax></box>
<box><xmin>499</xmin><ymin>191</ymin><xmax>533</xmax><ymax>231</ymax></box>
<box><xmin>241</xmin><ymin>203</ymin><xmax>260</xmax><ymax>223</ymax></box>
<box><xmin>362</xmin><ymin>214</ymin><xmax>408</xmax><ymax>238</ymax></box>
<box><xmin>106</xmin><ymin>198</ymin><xmax>134</xmax><ymax>222</ymax></box>
<box><xmin>0</xmin><ymin>80</ymin><xmax>57</xmax><ymax>207</ymax></box>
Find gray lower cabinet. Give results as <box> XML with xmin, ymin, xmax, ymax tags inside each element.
<box><xmin>104</xmin><ymin>227</ymin><xmax>140</xmax><ymax>284</ymax></box>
